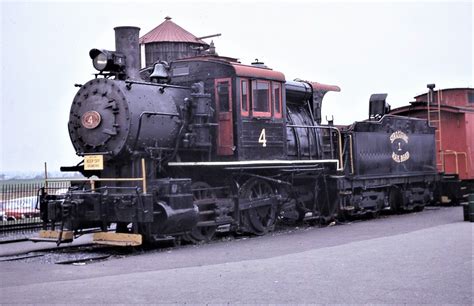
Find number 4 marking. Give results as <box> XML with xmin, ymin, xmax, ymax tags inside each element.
<box><xmin>259</xmin><ymin>128</ymin><xmax>267</xmax><ymax>147</ymax></box>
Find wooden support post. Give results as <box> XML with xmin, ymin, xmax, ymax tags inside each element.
<box><xmin>44</xmin><ymin>162</ymin><xmax>48</xmax><ymax>190</ymax></box>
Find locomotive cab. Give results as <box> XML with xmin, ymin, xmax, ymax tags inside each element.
<box><xmin>168</xmin><ymin>56</ymin><xmax>342</xmax><ymax>164</ymax></box>
<box><xmin>168</xmin><ymin>57</ymin><xmax>288</xmax><ymax>161</ymax></box>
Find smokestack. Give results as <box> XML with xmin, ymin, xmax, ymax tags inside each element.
<box><xmin>114</xmin><ymin>26</ymin><xmax>141</xmax><ymax>80</ymax></box>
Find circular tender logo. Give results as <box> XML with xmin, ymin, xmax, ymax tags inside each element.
<box><xmin>390</xmin><ymin>130</ymin><xmax>410</xmax><ymax>163</ymax></box>
<box><xmin>81</xmin><ymin>111</ymin><xmax>101</xmax><ymax>129</ymax></box>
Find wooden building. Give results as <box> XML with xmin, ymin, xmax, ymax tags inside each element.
<box><xmin>139</xmin><ymin>17</ymin><xmax>209</xmax><ymax>67</ymax></box>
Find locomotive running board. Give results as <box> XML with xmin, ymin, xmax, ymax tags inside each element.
<box><xmin>92</xmin><ymin>232</ymin><xmax>142</xmax><ymax>246</ymax></box>
<box><xmin>168</xmin><ymin>159</ymin><xmax>340</xmax><ymax>167</ymax></box>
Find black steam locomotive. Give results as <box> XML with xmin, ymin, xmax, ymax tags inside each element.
<box><xmin>39</xmin><ymin>26</ymin><xmax>437</xmax><ymax>246</ymax></box>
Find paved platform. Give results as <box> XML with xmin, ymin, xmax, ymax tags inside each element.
<box><xmin>0</xmin><ymin>206</ymin><xmax>472</xmax><ymax>304</ymax></box>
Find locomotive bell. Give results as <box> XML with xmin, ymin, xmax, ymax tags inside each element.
<box><xmin>150</xmin><ymin>61</ymin><xmax>169</xmax><ymax>83</ymax></box>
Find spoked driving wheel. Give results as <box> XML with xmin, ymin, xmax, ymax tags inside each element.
<box><xmin>184</xmin><ymin>182</ymin><xmax>217</xmax><ymax>243</ymax></box>
<box><xmin>240</xmin><ymin>178</ymin><xmax>277</xmax><ymax>235</ymax></box>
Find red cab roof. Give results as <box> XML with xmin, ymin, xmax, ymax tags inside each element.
<box><xmin>230</xmin><ymin>63</ymin><xmax>285</xmax><ymax>82</ymax></box>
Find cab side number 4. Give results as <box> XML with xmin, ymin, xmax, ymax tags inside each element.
<box><xmin>258</xmin><ymin>128</ymin><xmax>267</xmax><ymax>147</ymax></box>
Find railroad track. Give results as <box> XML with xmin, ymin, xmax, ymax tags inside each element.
<box><xmin>0</xmin><ymin>243</ymin><xmax>131</xmax><ymax>265</ymax></box>
<box><xmin>0</xmin><ymin>224</ymin><xmax>298</xmax><ymax>265</ymax></box>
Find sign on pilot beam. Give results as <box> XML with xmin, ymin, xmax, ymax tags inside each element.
<box><xmin>84</xmin><ymin>155</ymin><xmax>104</xmax><ymax>170</ymax></box>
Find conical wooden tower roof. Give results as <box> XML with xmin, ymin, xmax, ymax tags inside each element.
<box><xmin>139</xmin><ymin>17</ymin><xmax>208</xmax><ymax>45</ymax></box>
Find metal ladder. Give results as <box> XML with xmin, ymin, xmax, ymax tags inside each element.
<box><xmin>427</xmin><ymin>88</ymin><xmax>444</xmax><ymax>172</ymax></box>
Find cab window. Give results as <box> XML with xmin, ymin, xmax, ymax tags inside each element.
<box><xmin>241</xmin><ymin>79</ymin><xmax>250</xmax><ymax>116</ymax></box>
<box><xmin>272</xmin><ymin>82</ymin><xmax>282</xmax><ymax>118</ymax></box>
<box><xmin>252</xmin><ymin>80</ymin><xmax>271</xmax><ymax>117</ymax></box>
<box><xmin>217</xmin><ymin>81</ymin><xmax>230</xmax><ymax>112</ymax></box>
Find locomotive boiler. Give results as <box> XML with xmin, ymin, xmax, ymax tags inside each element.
<box><xmin>38</xmin><ymin>25</ymin><xmax>438</xmax><ymax>246</ymax></box>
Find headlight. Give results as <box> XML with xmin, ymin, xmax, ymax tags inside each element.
<box><xmin>93</xmin><ymin>52</ymin><xmax>108</xmax><ymax>71</ymax></box>
<box><xmin>89</xmin><ymin>48</ymin><xmax>125</xmax><ymax>73</ymax></box>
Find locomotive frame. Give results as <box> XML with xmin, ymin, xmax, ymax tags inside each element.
<box><xmin>38</xmin><ymin>25</ymin><xmax>438</xmax><ymax>246</ymax></box>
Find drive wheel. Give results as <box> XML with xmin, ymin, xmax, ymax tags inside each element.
<box><xmin>184</xmin><ymin>182</ymin><xmax>217</xmax><ymax>243</ymax></box>
<box><xmin>240</xmin><ymin>178</ymin><xmax>277</xmax><ymax>235</ymax></box>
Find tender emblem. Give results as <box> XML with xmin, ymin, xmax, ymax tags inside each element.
<box><xmin>390</xmin><ymin>130</ymin><xmax>410</xmax><ymax>163</ymax></box>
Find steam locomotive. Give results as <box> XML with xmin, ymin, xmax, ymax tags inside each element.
<box><xmin>39</xmin><ymin>26</ymin><xmax>437</xmax><ymax>246</ymax></box>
